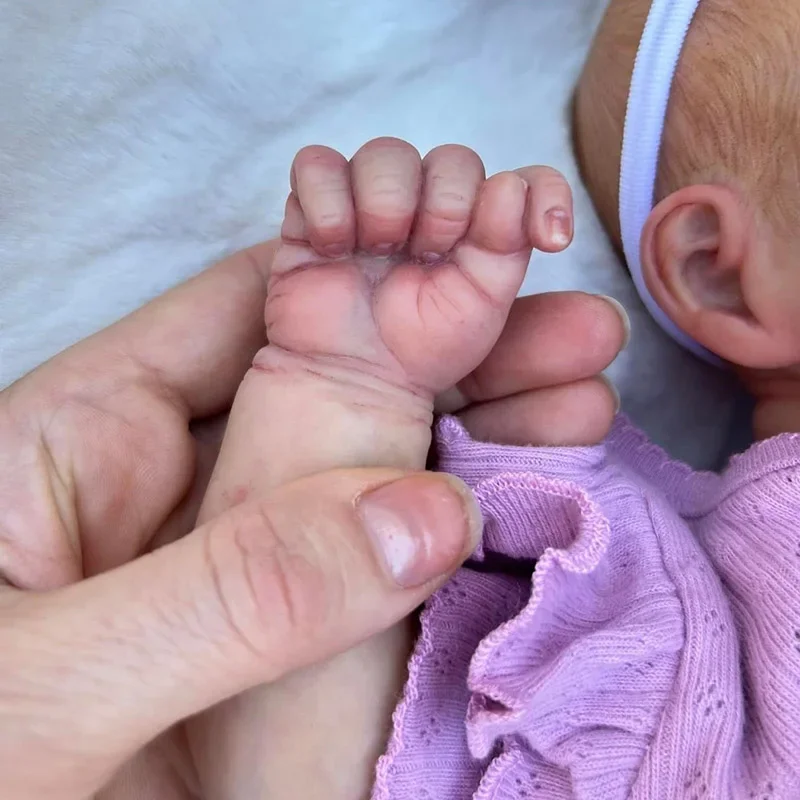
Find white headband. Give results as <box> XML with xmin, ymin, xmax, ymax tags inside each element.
<box><xmin>619</xmin><ymin>0</ymin><xmax>722</xmax><ymax>367</ymax></box>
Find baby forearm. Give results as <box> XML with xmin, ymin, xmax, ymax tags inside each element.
<box><xmin>199</xmin><ymin>347</ymin><xmax>434</xmax><ymax>523</ymax></box>
<box><xmin>189</xmin><ymin>624</ymin><xmax>412</xmax><ymax>800</ymax></box>
<box><xmin>190</xmin><ymin>348</ymin><xmax>433</xmax><ymax>800</ymax></box>
<box><xmin>187</xmin><ymin>136</ymin><xmax>562</xmax><ymax>800</ymax></box>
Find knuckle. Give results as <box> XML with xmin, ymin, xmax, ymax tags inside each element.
<box><xmin>423</xmin><ymin>189</ymin><xmax>473</xmax><ymax>225</ymax></box>
<box><xmin>204</xmin><ymin>503</ymin><xmax>336</xmax><ymax>659</ymax></box>
<box><xmin>306</xmin><ymin>180</ymin><xmax>349</xmax><ymax>198</ymax></box>
<box><xmin>538</xmin><ymin>165</ymin><xmax>567</xmax><ymax>181</ymax></box>
<box><xmin>426</xmin><ymin>143</ymin><xmax>472</xmax><ymax>158</ymax></box>
<box><xmin>361</xmin><ymin>136</ymin><xmax>420</xmax><ymax>157</ymax></box>
<box><xmin>422</xmin><ymin>201</ymin><xmax>472</xmax><ymax>233</ymax></box>
<box><xmin>425</xmin><ymin>144</ymin><xmax>483</xmax><ymax>171</ymax></box>
<box><xmin>304</xmin><ymin>181</ymin><xmax>351</xmax><ymax>208</ymax></box>
<box><xmin>526</xmin><ymin>165</ymin><xmax>571</xmax><ymax>194</ymax></box>
<box><xmin>312</xmin><ymin>209</ymin><xmax>352</xmax><ymax>234</ymax></box>
<box><xmin>294</xmin><ymin>145</ymin><xmax>346</xmax><ymax>170</ymax></box>
<box><xmin>361</xmin><ymin>175</ymin><xmax>416</xmax><ymax>210</ymax></box>
<box><xmin>303</xmin><ymin>192</ymin><xmax>353</xmax><ymax>236</ymax></box>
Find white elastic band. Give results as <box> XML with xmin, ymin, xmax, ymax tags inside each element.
<box><xmin>619</xmin><ymin>0</ymin><xmax>722</xmax><ymax>367</ymax></box>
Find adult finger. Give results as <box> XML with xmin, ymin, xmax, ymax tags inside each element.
<box><xmin>0</xmin><ymin>469</ymin><xmax>480</xmax><ymax>799</ymax></box>
<box><xmin>459</xmin><ymin>377</ymin><xmax>619</xmax><ymax>446</ymax></box>
<box><xmin>436</xmin><ymin>291</ymin><xmax>629</xmax><ymax>412</ymax></box>
<box><xmin>16</xmin><ymin>240</ymin><xmax>279</xmax><ymax>420</ymax></box>
<box><xmin>148</xmin><ymin>414</ymin><xmax>230</xmax><ymax>551</ymax></box>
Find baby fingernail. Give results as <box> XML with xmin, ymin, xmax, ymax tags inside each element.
<box><xmin>597</xmin><ymin>295</ymin><xmax>631</xmax><ymax>349</ymax></box>
<box><xmin>357</xmin><ymin>475</ymin><xmax>482</xmax><ymax>588</ymax></box>
<box><xmin>545</xmin><ymin>208</ymin><xmax>572</xmax><ymax>248</ymax></box>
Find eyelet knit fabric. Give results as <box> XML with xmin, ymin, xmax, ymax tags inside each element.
<box><xmin>372</xmin><ymin>415</ymin><xmax>800</xmax><ymax>800</ymax></box>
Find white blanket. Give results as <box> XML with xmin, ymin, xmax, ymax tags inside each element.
<box><xmin>0</xmin><ymin>0</ymin><xmax>738</xmax><ymax>467</ymax></box>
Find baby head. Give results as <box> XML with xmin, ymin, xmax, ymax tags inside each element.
<box><xmin>574</xmin><ymin>0</ymin><xmax>800</xmax><ymax>385</ymax></box>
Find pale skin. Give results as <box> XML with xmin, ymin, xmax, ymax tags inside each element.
<box><xmin>575</xmin><ymin>0</ymin><xmax>800</xmax><ymax>440</ymax></box>
<box><xmin>0</xmin><ymin>248</ymin><xmax>487</xmax><ymax>800</ymax></box>
<box><xmin>184</xmin><ymin>137</ymin><xmax>612</xmax><ymax>800</ymax></box>
<box><xmin>0</xmin><ymin>148</ymin><xmax>626</xmax><ymax>799</ymax></box>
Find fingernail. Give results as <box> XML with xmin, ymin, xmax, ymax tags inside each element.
<box><xmin>371</xmin><ymin>243</ymin><xmax>396</xmax><ymax>256</ymax></box>
<box><xmin>545</xmin><ymin>208</ymin><xmax>572</xmax><ymax>249</ymax></box>
<box><xmin>357</xmin><ymin>475</ymin><xmax>482</xmax><ymax>588</ymax></box>
<box><xmin>599</xmin><ymin>373</ymin><xmax>621</xmax><ymax>413</ymax></box>
<box><xmin>323</xmin><ymin>244</ymin><xmax>348</xmax><ymax>258</ymax></box>
<box><xmin>597</xmin><ymin>295</ymin><xmax>631</xmax><ymax>349</ymax></box>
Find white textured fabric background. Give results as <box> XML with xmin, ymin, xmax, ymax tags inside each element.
<box><xmin>0</xmin><ymin>0</ymin><xmax>738</xmax><ymax>467</ymax></box>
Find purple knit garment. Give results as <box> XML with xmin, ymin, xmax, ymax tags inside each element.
<box><xmin>372</xmin><ymin>415</ymin><xmax>800</xmax><ymax>800</ymax></box>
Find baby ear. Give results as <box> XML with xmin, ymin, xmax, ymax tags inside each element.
<box><xmin>640</xmin><ymin>185</ymin><xmax>799</xmax><ymax>368</ymax></box>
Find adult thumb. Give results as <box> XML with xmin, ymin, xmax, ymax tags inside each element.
<box><xmin>0</xmin><ymin>468</ymin><xmax>480</xmax><ymax>799</ymax></box>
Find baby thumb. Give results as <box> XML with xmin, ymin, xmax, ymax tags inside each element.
<box><xmin>0</xmin><ymin>469</ymin><xmax>480</xmax><ymax>799</ymax></box>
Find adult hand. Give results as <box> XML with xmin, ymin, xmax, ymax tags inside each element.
<box><xmin>0</xmin><ymin>240</ymin><xmax>626</xmax><ymax>800</ymax></box>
